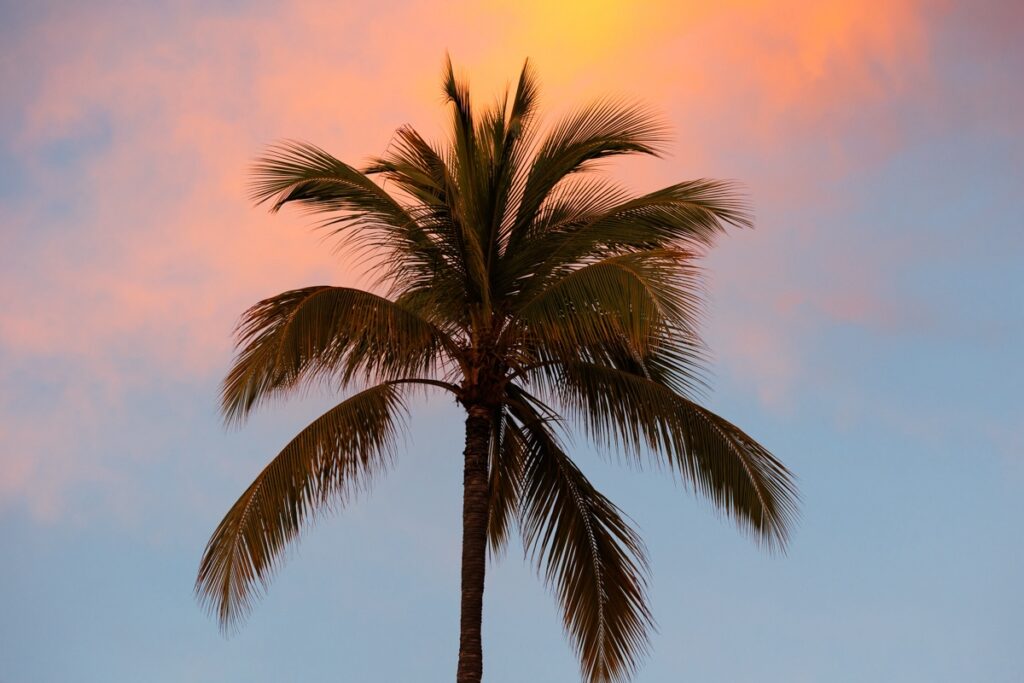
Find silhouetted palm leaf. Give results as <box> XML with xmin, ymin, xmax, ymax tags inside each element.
<box><xmin>197</xmin><ymin>382</ymin><xmax>407</xmax><ymax>630</ymax></box>
<box><xmin>509</xmin><ymin>394</ymin><xmax>652</xmax><ymax>683</ymax></box>
<box><xmin>539</xmin><ymin>363</ymin><xmax>798</xmax><ymax>549</ymax></box>
<box><xmin>221</xmin><ymin>286</ymin><xmax>452</xmax><ymax>425</ymax></box>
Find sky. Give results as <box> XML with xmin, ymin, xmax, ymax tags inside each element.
<box><xmin>1</xmin><ymin>1</ymin><xmax>1022</xmax><ymax>681</ymax></box>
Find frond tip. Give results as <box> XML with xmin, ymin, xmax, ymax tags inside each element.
<box><xmin>551</xmin><ymin>363</ymin><xmax>799</xmax><ymax>551</ymax></box>
<box><xmin>510</xmin><ymin>398</ymin><xmax>653</xmax><ymax>683</ymax></box>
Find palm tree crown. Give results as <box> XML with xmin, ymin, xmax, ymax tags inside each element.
<box><xmin>196</xmin><ymin>57</ymin><xmax>798</xmax><ymax>683</ymax></box>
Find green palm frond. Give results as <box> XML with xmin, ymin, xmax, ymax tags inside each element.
<box><xmin>502</xmin><ymin>180</ymin><xmax>750</xmax><ymax>296</ymax></box>
<box><xmin>221</xmin><ymin>286</ymin><xmax>452</xmax><ymax>425</ymax></box>
<box><xmin>196</xmin><ymin>382</ymin><xmax>407</xmax><ymax>630</ymax></box>
<box><xmin>249</xmin><ymin>141</ymin><xmax>446</xmax><ymax>282</ymax></box>
<box><xmin>363</xmin><ymin>126</ymin><xmax>466</xmax><ymax>278</ymax></box>
<box><xmin>440</xmin><ymin>55</ymin><xmax>490</xmax><ymax>296</ymax></box>
<box><xmin>540</xmin><ymin>179</ymin><xmax>751</xmax><ymax>264</ymax></box>
<box><xmin>497</xmin><ymin>175</ymin><xmax>628</xmax><ymax>294</ymax></box>
<box><xmin>442</xmin><ymin>54</ymin><xmax>475</xmax><ymax>160</ymax></box>
<box><xmin>481</xmin><ymin>59</ymin><xmax>540</xmax><ymax>252</ymax></box>
<box><xmin>486</xmin><ymin>408</ymin><xmax>525</xmax><ymax>556</ymax></box>
<box><xmin>507</xmin><ymin>99</ymin><xmax>669</xmax><ymax>252</ymax></box>
<box><xmin>510</xmin><ymin>250</ymin><xmax>705</xmax><ymax>368</ymax></box>
<box><xmin>250</xmin><ymin>140</ymin><xmax>405</xmax><ymax>220</ymax></box>
<box><xmin>509</xmin><ymin>396</ymin><xmax>652</xmax><ymax>683</ymax></box>
<box><xmin>505</xmin><ymin>58</ymin><xmax>540</xmax><ymax>142</ymax></box>
<box><xmin>365</xmin><ymin>125</ymin><xmax>452</xmax><ymax>206</ymax></box>
<box><xmin>525</xmin><ymin>176</ymin><xmax>632</xmax><ymax>238</ymax></box>
<box><xmin>541</xmin><ymin>363</ymin><xmax>798</xmax><ymax>550</ymax></box>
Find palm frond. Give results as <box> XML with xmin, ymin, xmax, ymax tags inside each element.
<box><xmin>362</xmin><ymin>125</ymin><xmax>479</xmax><ymax>321</ymax></box>
<box><xmin>577</xmin><ymin>179</ymin><xmax>752</xmax><ymax>246</ymax></box>
<box><xmin>392</xmin><ymin>283</ymin><xmax>469</xmax><ymax>336</ymax></box>
<box><xmin>486</xmin><ymin>408</ymin><xmax>524</xmax><ymax>555</ymax></box>
<box><xmin>196</xmin><ymin>382</ymin><xmax>407</xmax><ymax>630</ymax></box>
<box><xmin>365</xmin><ymin>125</ymin><xmax>452</xmax><ymax>207</ymax></box>
<box><xmin>508</xmin><ymin>99</ymin><xmax>668</xmax><ymax>252</ymax></box>
<box><xmin>435</xmin><ymin>55</ymin><xmax>502</xmax><ymax>312</ymax></box>
<box><xmin>530</xmin><ymin>176</ymin><xmax>632</xmax><ymax>238</ymax></box>
<box><xmin>507</xmin><ymin>58</ymin><xmax>540</xmax><ymax>138</ymax></box>
<box><xmin>539</xmin><ymin>363</ymin><xmax>798</xmax><ymax>550</ymax></box>
<box><xmin>483</xmin><ymin>58</ymin><xmax>540</xmax><ymax>254</ymax></box>
<box><xmin>510</xmin><ymin>250</ymin><xmax>706</xmax><ymax>367</ymax></box>
<box><xmin>363</xmin><ymin>125</ymin><xmax>464</xmax><ymax>273</ymax></box>
<box><xmin>249</xmin><ymin>141</ymin><xmax>445</xmax><ymax>281</ymax></box>
<box><xmin>508</xmin><ymin>396</ymin><xmax>652</xmax><ymax>683</ymax></box>
<box><xmin>497</xmin><ymin>175</ymin><xmax>628</xmax><ymax>292</ymax></box>
<box><xmin>511</xmin><ymin>180</ymin><xmax>751</xmax><ymax>291</ymax></box>
<box><xmin>221</xmin><ymin>286</ymin><xmax>451</xmax><ymax>425</ymax></box>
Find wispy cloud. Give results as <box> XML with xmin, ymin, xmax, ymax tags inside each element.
<box><xmin>2</xmin><ymin>0</ymin><xmax>1020</xmax><ymax>519</ymax></box>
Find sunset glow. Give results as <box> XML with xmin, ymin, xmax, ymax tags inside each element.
<box><xmin>1</xmin><ymin>1</ymin><xmax>1021</xmax><ymax>681</ymax></box>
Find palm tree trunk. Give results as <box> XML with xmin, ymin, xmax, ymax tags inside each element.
<box><xmin>456</xmin><ymin>405</ymin><xmax>491</xmax><ymax>683</ymax></box>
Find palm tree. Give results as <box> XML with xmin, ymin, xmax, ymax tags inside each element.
<box><xmin>196</xmin><ymin>57</ymin><xmax>798</xmax><ymax>683</ymax></box>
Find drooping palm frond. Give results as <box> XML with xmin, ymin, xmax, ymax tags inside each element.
<box><xmin>538</xmin><ymin>363</ymin><xmax>798</xmax><ymax>550</ymax></box>
<box><xmin>221</xmin><ymin>286</ymin><xmax>453</xmax><ymax>425</ymax></box>
<box><xmin>508</xmin><ymin>394</ymin><xmax>652</xmax><ymax>683</ymax></box>
<box><xmin>196</xmin><ymin>382</ymin><xmax>407</xmax><ymax>630</ymax></box>
<box><xmin>486</xmin><ymin>408</ymin><xmax>524</xmax><ymax>556</ymax></box>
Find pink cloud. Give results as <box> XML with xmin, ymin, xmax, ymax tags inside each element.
<box><xmin>1</xmin><ymin>0</ymin><xmax>999</xmax><ymax>518</ymax></box>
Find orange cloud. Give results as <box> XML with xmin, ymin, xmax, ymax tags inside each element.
<box><xmin>0</xmin><ymin>0</ymin><xmax>961</xmax><ymax>517</ymax></box>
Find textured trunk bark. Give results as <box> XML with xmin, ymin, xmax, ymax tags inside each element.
<box><xmin>456</xmin><ymin>405</ymin><xmax>492</xmax><ymax>683</ymax></box>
